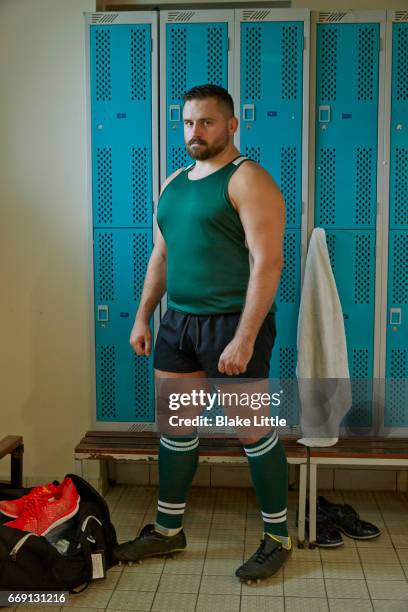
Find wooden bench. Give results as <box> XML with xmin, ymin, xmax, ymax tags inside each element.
<box><xmin>308</xmin><ymin>437</ymin><xmax>408</xmax><ymax>547</ymax></box>
<box><xmin>75</xmin><ymin>431</ymin><xmax>308</xmax><ymax>546</ymax></box>
<box><xmin>0</xmin><ymin>436</ymin><xmax>24</xmax><ymax>489</ymax></box>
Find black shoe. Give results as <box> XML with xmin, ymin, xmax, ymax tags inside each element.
<box><xmin>318</xmin><ymin>496</ymin><xmax>381</xmax><ymax>540</ymax></box>
<box><xmin>235</xmin><ymin>536</ymin><xmax>291</xmax><ymax>583</ymax></box>
<box><xmin>310</xmin><ymin>507</ymin><xmax>344</xmax><ymax>548</ymax></box>
<box><xmin>113</xmin><ymin>524</ymin><xmax>187</xmax><ymax>565</ymax></box>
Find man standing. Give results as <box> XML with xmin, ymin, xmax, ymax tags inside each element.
<box><xmin>113</xmin><ymin>84</ymin><xmax>290</xmax><ymax>582</ymax></box>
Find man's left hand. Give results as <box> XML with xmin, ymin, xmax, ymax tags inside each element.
<box><xmin>218</xmin><ymin>338</ymin><xmax>254</xmax><ymax>376</ymax></box>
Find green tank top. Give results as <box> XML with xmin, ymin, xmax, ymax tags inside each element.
<box><xmin>157</xmin><ymin>155</ymin><xmax>278</xmax><ymax>315</ymax></box>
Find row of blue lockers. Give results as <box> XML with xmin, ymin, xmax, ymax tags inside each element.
<box><xmin>86</xmin><ymin>11</ymin><xmax>407</xmax><ymax>430</ymax></box>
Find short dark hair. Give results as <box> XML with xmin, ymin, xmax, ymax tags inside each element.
<box><xmin>183</xmin><ymin>84</ymin><xmax>234</xmax><ymax>117</ymax></box>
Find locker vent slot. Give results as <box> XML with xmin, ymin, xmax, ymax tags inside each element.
<box><xmin>132</xmin><ymin>147</ymin><xmax>148</xmax><ymax>225</ymax></box>
<box><xmin>91</xmin><ymin>13</ymin><xmax>119</xmax><ymax>24</ymax></box>
<box><xmin>134</xmin><ymin>355</ymin><xmax>151</xmax><ymax>419</ymax></box>
<box><xmin>392</xmin><ymin>234</ymin><xmax>408</xmax><ymax>304</ymax></box>
<box><xmin>281</xmin><ymin>146</ymin><xmax>297</xmax><ymax>226</ymax></box>
<box><xmin>95</xmin><ymin>29</ymin><xmax>111</xmax><ymax>102</ymax></box>
<box><xmin>97</xmin><ymin>147</ymin><xmax>113</xmax><ymax>224</ymax></box>
<box><xmin>100</xmin><ymin>345</ymin><xmax>116</xmax><ymax>418</ymax></box>
<box><xmin>354</xmin><ymin>234</ymin><xmax>371</xmax><ymax>304</ymax></box>
<box><xmin>244</xmin><ymin>146</ymin><xmax>260</xmax><ymax>163</ymax></box>
<box><xmin>394</xmin><ymin>148</ymin><xmax>408</xmax><ymax>226</ymax></box>
<box><xmin>207</xmin><ymin>27</ymin><xmax>224</xmax><ymax>87</ymax></box>
<box><xmin>325</xmin><ymin>233</ymin><xmax>336</xmax><ymax>272</ymax></box>
<box><xmin>244</xmin><ymin>26</ymin><xmax>261</xmax><ymax>101</ymax></box>
<box><xmin>356</xmin><ymin>147</ymin><xmax>373</xmax><ymax>226</ymax></box>
<box><xmin>127</xmin><ymin>423</ymin><xmax>155</xmax><ymax>432</ymax></box>
<box><xmin>279</xmin><ymin>348</ymin><xmax>295</xmax><ymax>377</ymax></box>
<box><xmin>280</xmin><ymin>232</ymin><xmax>296</xmax><ymax>303</ymax></box>
<box><xmin>282</xmin><ymin>26</ymin><xmax>298</xmax><ymax>100</ymax></box>
<box><xmin>133</xmin><ymin>232</ymin><xmax>149</xmax><ymax>302</ymax></box>
<box><xmin>348</xmin><ymin>349</ymin><xmax>370</xmax><ymax>426</ymax></box>
<box><xmin>170</xmin><ymin>28</ymin><xmax>187</xmax><ymax>99</ymax></box>
<box><xmin>131</xmin><ymin>29</ymin><xmax>147</xmax><ymax>101</ymax></box>
<box><xmin>318</xmin><ymin>13</ymin><xmax>347</xmax><ymax>23</ymax></box>
<box><xmin>358</xmin><ymin>27</ymin><xmax>375</xmax><ymax>102</ymax></box>
<box><xmin>242</xmin><ymin>10</ymin><xmax>271</xmax><ymax>21</ymax></box>
<box><xmin>320</xmin><ymin>28</ymin><xmax>337</xmax><ymax>101</ymax></box>
<box><xmin>394</xmin><ymin>12</ymin><xmax>408</xmax><ymax>22</ymax></box>
<box><xmin>397</xmin><ymin>26</ymin><xmax>408</xmax><ymax>100</ymax></box>
<box><xmin>171</xmin><ymin>146</ymin><xmax>190</xmax><ymax>172</ymax></box>
<box><xmin>389</xmin><ymin>349</ymin><xmax>407</xmax><ymax>426</ymax></box>
<box><xmin>319</xmin><ymin>147</ymin><xmax>336</xmax><ymax>225</ymax></box>
<box><xmin>168</xmin><ymin>12</ymin><xmax>195</xmax><ymax>22</ymax></box>
<box><xmin>98</xmin><ymin>233</ymin><xmax>114</xmax><ymax>302</ymax></box>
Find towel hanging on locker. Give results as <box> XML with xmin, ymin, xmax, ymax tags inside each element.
<box><xmin>296</xmin><ymin>228</ymin><xmax>352</xmax><ymax>447</ymax></box>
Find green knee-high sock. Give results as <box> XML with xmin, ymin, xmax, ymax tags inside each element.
<box><xmin>244</xmin><ymin>430</ymin><xmax>289</xmax><ymax>543</ymax></box>
<box><xmin>155</xmin><ymin>435</ymin><xmax>199</xmax><ymax>533</ymax></box>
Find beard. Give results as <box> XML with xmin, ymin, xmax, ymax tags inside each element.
<box><xmin>186</xmin><ymin>130</ymin><xmax>229</xmax><ymax>160</ymax></box>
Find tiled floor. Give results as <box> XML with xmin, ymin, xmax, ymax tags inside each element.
<box><xmin>10</xmin><ymin>487</ymin><xmax>408</xmax><ymax>611</ymax></box>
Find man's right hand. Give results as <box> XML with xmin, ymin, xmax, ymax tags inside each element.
<box><xmin>130</xmin><ymin>318</ymin><xmax>151</xmax><ymax>356</ymax></box>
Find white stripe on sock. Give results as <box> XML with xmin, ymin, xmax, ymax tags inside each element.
<box><xmin>157</xmin><ymin>506</ymin><xmax>186</xmax><ymax>515</ymax></box>
<box><xmin>160</xmin><ymin>437</ymin><xmax>199</xmax><ymax>452</ymax></box>
<box><xmin>158</xmin><ymin>500</ymin><xmax>186</xmax><ymax>509</ymax></box>
<box><xmin>263</xmin><ymin>515</ymin><xmax>287</xmax><ymax>523</ymax></box>
<box><xmin>244</xmin><ymin>431</ymin><xmax>278</xmax><ymax>457</ymax></box>
<box><xmin>262</xmin><ymin>508</ymin><xmax>287</xmax><ymax>519</ymax></box>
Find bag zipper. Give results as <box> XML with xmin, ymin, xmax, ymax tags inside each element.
<box><xmin>81</xmin><ymin>515</ymin><xmax>102</xmax><ymax>532</ymax></box>
<box><xmin>10</xmin><ymin>532</ymin><xmax>37</xmax><ymax>561</ymax></box>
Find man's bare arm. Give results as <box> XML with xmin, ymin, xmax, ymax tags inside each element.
<box><xmin>135</xmin><ymin>227</ymin><xmax>167</xmax><ymax>323</ymax></box>
<box><xmin>130</xmin><ymin>168</ymin><xmax>183</xmax><ymax>355</ymax></box>
<box><xmin>218</xmin><ymin>162</ymin><xmax>285</xmax><ymax>374</ymax></box>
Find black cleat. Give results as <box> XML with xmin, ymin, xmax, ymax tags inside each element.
<box><xmin>318</xmin><ymin>496</ymin><xmax>381</xmax><ymax>540</ymax></box>
<box><xmin>113</xmin><ymin>524</ymin><xmax>187</xmax><ymax>564</ymax></box>
<box><xmin>236</xmin><ymin>536</ymin><xmax>291</xmax><ymax>583</ymax></box>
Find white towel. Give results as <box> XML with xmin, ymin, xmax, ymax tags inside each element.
<box><xmin>296</xmin><ymin>228</ymin><xmax>352</xmax><ymax>446</ymax></box>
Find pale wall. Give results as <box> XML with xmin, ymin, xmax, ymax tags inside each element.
<box><xmin>0</xmin><ymin>0</ymin><xmax>404</xmax><ymax>484</ymax></box>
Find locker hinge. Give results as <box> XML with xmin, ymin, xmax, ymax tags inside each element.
<box><xmin>228</xmin><ymin>37</ymin><xmax>230</xmax><ymax>51</ymax></box>
<box><xmin>151</xmin><ymin>38</ymin><xmax>153</xmax><ymax>53</ymax></box>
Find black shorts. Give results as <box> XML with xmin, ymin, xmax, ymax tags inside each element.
<box><xmin>154</xmin><ymin>308</ymin><xmax>276</xmax><ymax>378</ymax></box>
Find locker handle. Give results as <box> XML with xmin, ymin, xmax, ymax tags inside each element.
<box><xmin>169</xmin><ymin>105</ymin><xmax>181</xmax><ymax>122</ymax></box>
<box><xmin>243</xmin><ymin>104</ymin><xmax>255</xmax><ymax>122</ymax></box>
<box><xmin>318</xmin><ymin>105</ymin><xmax>331</xmax><ymax>123</ymax></box>
<box><xmin>97</xmin><ymin>305</ymin><xmax>109</xmax><ymax>322</ymax></box>
<box><xmin>389</xmin><ymin>307</ymin><xmax>401</xmax><ymax>325</ymax></box>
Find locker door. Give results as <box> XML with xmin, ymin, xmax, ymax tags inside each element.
<box><xmin>314</xmin><ymin>13</ymin><xmax>384</xmax><ymax>430</ymax></box>
<box><xmin>315</xmin><ymin>22</ymin><xmax>380</xmax><ymax>230</ymax></box>
<box><xmin>86</xmin><ymin>13</ymin><xmax>158</xmax><ymax>425</ymax></box>
<box><xmin>161</xmin><ymin>10</ymin><xmax>233</xmax><ymax>178</ymax></box>
<box><xmin>94</xmin><ymin>229</ymin><xmax>154</xmax><ymax>422</ymax></box>
<box><xmin>384</xmin><ymin>19</ymin><xmax>408</xmax><ymax>429</ymax></box>
<box><xmin>237</xmin><ymin>10</ymin><xmax>309</xmax><ymax>426</ymax></box>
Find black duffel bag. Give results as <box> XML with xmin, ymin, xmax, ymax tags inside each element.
<box><xmin>0</xmin><ymin>473</ymin><xmax>118</xmax><ymax>593</ymax></box>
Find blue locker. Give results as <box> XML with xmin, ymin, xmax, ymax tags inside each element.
<box><xmin>165</xmin><ymin>22</ymin><xmax>229</xmax><ymax>174</ymax></box>
<box><xmin>270</xmin><ymin>229</ymin><xmax>302</xmax><ymax>426</ymax></box>
<box><xmin>240</xmin><ymin>21</ymin><xmax>304</xmax><ymax>229</ymax></box>
<box><xmin>385</xmin><ymin>231</ymin><xmax>408</xmax><ymax>427</ymax></box>
<box><xmin>239</xmin><ymin>18</ymin><xmax>306</xmax><ymax>426</ymax></box>
<box><xmin>325</xmin><ymin>230</ymin><xmax>376</xmax><ymax>427</ymax></box>
<box><xmin>315</xmin><ymin>23</ymin><xmax>380</xmax><ymax>229</ymax></box>
<box><xmin>94</xmin><ymin>229</ymin><xmax>154</xmax><ymax>422</ymax></box>
<box><xmin>389</xmin><ymin>23</ymin><xmax>408</xmax><ymax>231</ymax></box>
<box><xmin>90</xmin><ymin>24</ymin><xmax>153</xmax><ymax>228</ymax></box>
<box><xmin>88</xmin><ymin>14</ymin><xmax>157</xmax><ymax>425</ymax></box>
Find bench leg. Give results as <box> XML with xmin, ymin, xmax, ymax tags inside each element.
<box><xmin>11</xmin><ymin>445</ymin><xmax>24</xmax><ymax>488</ymax></box>
<box><xmin>297</xmin><ymin>463</ymin><xmax>307</xmax><ymax>548</ymax></box>
<box><xmin>75</xmin><ymin>458</ymin><xmax>84</xmax><ymax>478</ymax></box>
<box><xmin>309</xmin><ymin>463</ymin><xmax>317</xmax><ymax>548</ymax></box>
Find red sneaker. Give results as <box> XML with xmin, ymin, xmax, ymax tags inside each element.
<box><xmin>0</xmin><ymin>482</ymin><xmax>61</xmax><ymax>518</ymax></box>
<box><xmin>4</xmin><ymin>477</ymin><xmax>80</xmax><ymax>536</ymax></box>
